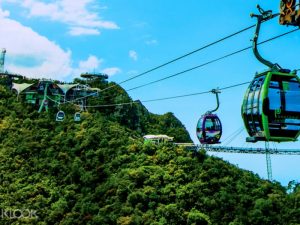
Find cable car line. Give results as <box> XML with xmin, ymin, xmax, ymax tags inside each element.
<box><xmin>47</xmin><ymin>28</ymin><xmax>298</xmax><ymax>108</ymax></box>
<box><xmin>83</xmin><ymin>81</ymin><xmax>250</xmax><ymax>108</ymax></box>
<box><xmin>126</xmin><ymin>28</ymin><xmax>299</xmax><ymax>92</ymax></box>
<box><xmin>98</xmin><ymin>24</ymin><xmax>258</xmax><ymax>94</ymax></box>
<box><xmin>59</xmin><ymin>28</ymin><xmax>299</xmax><ymax>107</ymax></box>
<box><xmin>56</xmin><ymin>24</ymin><xmax>297</xmax><ymax>107</ymax></box>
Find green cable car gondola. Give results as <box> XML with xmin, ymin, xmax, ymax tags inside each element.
<box><xmin>242</xmin><ymin>5</ymin><xmax>300</xmax><ymax>142</ymax></box>
<box><xmin>56</xmin><ymin>110</ymin><xmax>65</xmax><ymax>122</ymax></box>
<box><xmin>74</xmin><ymin>112</ymin><xmax>81</xmax><ymax>122</ymax></box>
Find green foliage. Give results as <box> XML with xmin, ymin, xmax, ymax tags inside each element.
<box><xmin>78</xmin><ymin>79</ymin><xmax>192</xmax><ymax>142</ymax></box>
<box><xmin>187</xmin><ymin>208</ymin><xmax>211</xmax><ymax>225</ymax></box>
<box><xmin>0</xmin><ymin>82</ymin><xmax>299</xmax><ymax>224</ymax></box>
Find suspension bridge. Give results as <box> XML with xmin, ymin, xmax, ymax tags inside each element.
<box><xmin>182</xmin><ymin>144</ymin><xmax>300</xmax><ymax>155</ymax></box>
<box><xmin>176</xmin><ymin>143</ymin><xmax>300</xmax><ymax>181</ymax></box>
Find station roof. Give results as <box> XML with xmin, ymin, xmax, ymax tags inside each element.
<box><xmin>57</xmin><ymin>84</ymin><xmax>78</xmax><ymax>94</ymax></box>
<box><xmin>12</xmin><ymin>83</ymin><xmax>35</xmax><ymax>94</ymax></box>
<box><xmin>143</xmin><ymin>134</ymin><xmax>174</xmax><ymax>141</ymax></box>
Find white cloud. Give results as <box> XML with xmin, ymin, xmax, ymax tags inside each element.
<box><xmin>74</xmin><ymin>56</ymin><xmax>122</xmax><ymax>78</ymax></box>
<box><xmin>6</xmin><ymin>0</ymin><xmax>119</xmax><ymax>36</ymax></box>
<box><xmin>71</xmin><ymin>55</ymin><xmax>105</xmax><ymax>77</ymax></box>
<box><xmin>69</xmin><ymin>27</ymin><xmax>100</xmax><ymax>36</ymax></box>
<box><xmin>0</xmin><ymin>15</ymin><xmax>72</xmax><ymax>79</ymax></box>
<box><xmin>129</xmin><ymin>50</ymin><xmax>138</xmax><ymax>61</ymax></box>
<box><xmin>0</xmin><ymin>13</ymin><xmax>120</xmax><ymax>80</ymax></box>
<box><xmin>101</xmin><ymin>67</ymin><xmax>121</xmax><ymax>77</ymax></box>
<box><xmin>0</xmin><ymin>7</ymin><xmax>10</xmax><ymax>18</ymax></box>
<box><xmin>78</xmin><ymin>55</ymin><xmax>102</xmax><ymax>72</ymax></box>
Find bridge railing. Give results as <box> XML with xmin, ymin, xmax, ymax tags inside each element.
<box><xmin>175</xmin><ymin>143</ymin><xmax>300</xmax><ymax>155</ymax></box>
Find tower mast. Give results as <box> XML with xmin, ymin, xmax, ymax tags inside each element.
<box><xmin>0</xmin><ymin>48</ymin><xmax>6</xmax><ymax>73</ymax></box>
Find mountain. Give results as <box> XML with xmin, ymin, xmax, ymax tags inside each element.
<box><xmin>0</xmin><ymin>80</ymin><xmax>299</xmax><ymax>225</ymax></box>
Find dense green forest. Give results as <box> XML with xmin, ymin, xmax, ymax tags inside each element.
<box><xmin>0</xmin><ymin>79</ymin><xmax>300</xmax><ymax>225</ymax></box>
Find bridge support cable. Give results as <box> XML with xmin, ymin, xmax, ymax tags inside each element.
<box><xmin>223</xmin><ymin>127</ymin><xmax>245</xmax><ymax>146</ymax></box>
<box><xmin>221</xmin><ymin>126</ymin><xmax>244</xmax><ymax>143</ymax></box>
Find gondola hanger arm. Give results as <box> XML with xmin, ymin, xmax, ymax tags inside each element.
<box><xmin>251</xmin><ymin>5</ymin><xmax>281</xmax><ymax>70</ymax></box>
<box><xmin>207</xmin><ymin>88</ymin><xmax>220</xmax><ymax>114</ymax></box>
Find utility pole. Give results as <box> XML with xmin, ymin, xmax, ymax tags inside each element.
<box><xmin>0</xmin><ymin>48</ymin><xmax>6</xmax><ymax>73</ymax></box>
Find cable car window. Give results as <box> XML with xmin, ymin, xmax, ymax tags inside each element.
<box><xmin>269</xmin><ymin>80</ymin><xmax>279</xmax><ymax>88</ymax></box>
<box><xmin>284</xmin><ymin>118</ymin><xmax>300</xmax><ymax>130</ymax></box>
<box><xmin>255</xmin><ymin>122</ymin><xmax>261</xmax><ymax>131</ymax></box>
<box><xmin>214</xmin><ymin>119</ymin><xmax>221</xmax><ymax>130</ymax></box>
<box><xmin>197</xmin><ymin>130</ymin><xmax>203</xmax><ymax>139</ymax></box>
<box><xmin>268</xmin><ymin>81</ymin><xmax>281</xmax><ymax>111</ymax></box>
<box><xmin>205</xmin><ymin>119</ymin><xmax>214</xmax><ymax>130</ymax></box>
<box><xmin>252</xmin><ymin>104</ymin><xmax>258</xmax><ymax>114</ymax></box>
<box><xmin>259</xmin><ymin>92</ymin><xmax>263</xmax><ymax>115</ymax></box>
<box><xmin>268</xmin><ymin>78</ymin><xmax>300</xmax><ymax>137</ymax></box>
<box><xmin>250</xmin><ymin>80</ymin><xmax>257</xmax><ymax>91</ymax></box>
<box><xmin>253</xmin><ymin>90</ymin><xmax>260</xmax><ymax>106</ymax></box>
<box><xmin>257</xmin><ymin>77</ymin><xmax>265</xmax><ymax>115</ymax></box>
<box><xmin>249</xmin><ymin>88</ymin><xmax>255</xmax><ymax>102</ymax></box>
<box><xmin>285</xmin><ymin>81</ymin><xmax>300</xmax><ymax>112</ymax></box>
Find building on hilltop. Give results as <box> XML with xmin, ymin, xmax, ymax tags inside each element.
<box><xmin>12</xmin><ymin>80</ymin><xmax>100</xmax><ymax>112</ymax></box>
<box><xmin>143</xmin><ymin>134</ymin><xmax>174</xmax><ymax>144</ymax></box>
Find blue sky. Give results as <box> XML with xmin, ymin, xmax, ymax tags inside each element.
<box><xmin>1</xmin><ymin>0</ymin><xmax>299</xmax><ymax>185</ymax></box>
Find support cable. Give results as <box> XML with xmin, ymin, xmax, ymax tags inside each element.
<box><xmin>46</xmin><ymin>30</ymin><xmax>299</xmax><ymax>108</ymax></box>
<box><xmin>126</xmin><ymin>28</ymin><xmax>299</xmax><ymax>92</ymax></box>
<box><xmin>99</xmin><ymin>24</ymin><xmax>256</xmax><ymax>93</ymax></box>
<box><xmin>83</xmin><ymin>81</ymin><xmax>250</xmax><ymax>108</ymax></box>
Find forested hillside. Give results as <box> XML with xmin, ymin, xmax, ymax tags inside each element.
<box><xmin>0</xmin><ymin>80</ymin><xmax>299</xmax><ymax>225</ymax></box>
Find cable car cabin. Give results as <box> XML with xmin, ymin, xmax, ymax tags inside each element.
<box><xmin>56</xmin><ymin>110</ymin><xmax>65</xmax><ymax>122</ymax></box>
<box><xmin>74</xmin><ymin>112</ymin><xmax>81</xmax><ymax>122</ymax></box>
<box><xmin>196</xmin><ymin>114</ymin><xmax>222</xmax><ymax>144</ymax></box>
<box><xmin>242</xmin><ymin>70</ymin><xmax>300</xmax><ymax>142</ymax></box>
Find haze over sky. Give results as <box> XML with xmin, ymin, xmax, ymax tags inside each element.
<box><xmin>1</xmin><ymin>0</ymin><xmax>299</xmax><ymax>185</ymax></box>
